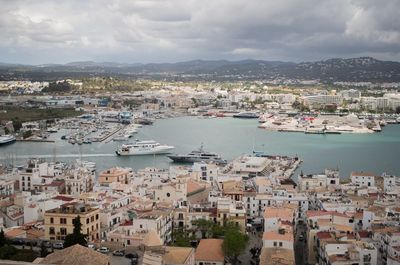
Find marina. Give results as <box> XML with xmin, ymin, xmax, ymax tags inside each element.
<box><xmin>1</xmin><ymin>116</ymin><xmax>400</xmax><ymax>177</ymax></box>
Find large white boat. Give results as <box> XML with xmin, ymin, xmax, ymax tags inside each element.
<box><xmin>168</xmin><ymin>145</ymin><xmax>226</xmax><ymax>164</ymax></box>
<box><xmin>0</xmin><ymin>135</ymin><xmax>16</xmax><ymax>146</ymax></box>
<box><xmin>116</xmin><ymin>140</ymin><xmax>174</xmax><ymax>156</ymax></box>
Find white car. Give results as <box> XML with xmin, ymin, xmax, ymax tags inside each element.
<box><xmin>87</xmin><ymin>243</ymin><xmax>96</xmax><ymax>250</ymax></box>
<box><xmin>97</xmin><ymin>247</ymin><xmax>110</xmax><ymax>254</ymax></box>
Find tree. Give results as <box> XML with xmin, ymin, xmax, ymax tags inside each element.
<box><xmin>64</xmin><ymin>216</ymin><xmax>87</xmax><ymax>248</ymax></box>
<box><xmin>191</xmin><ymin>219</ymin><xmax>214</xmax><ymax>239</ymax></box>
<box><xmin>40</xmin><ymin>243</ymin><xmax>49</xmax><ymax>257</ymax></box>
<box><xmin>12</xmin><ymin>118</ymin><xmax>22</xmax><ymax>132</ymax></box>
<box><xmin>22</xmin><ymin>130</ymin><xmax>32</xmax><ymax>139</ymax></box>
<box><xmin>222</xmin><ymin>225</ymin><xmax>248</xmax><ymax>265</ymax></box>
<box><xmin>172</xmin><ymin>229</ymin><xmax>193</xmax><ymax>247</ymax></box>
<box><xmin>0</xmin><ymin>229</ymin><xmax>6</xmax><ymax>247</ymax></box>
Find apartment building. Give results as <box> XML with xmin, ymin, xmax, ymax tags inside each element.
<box><xmin>98</xmin><ymin>167</ymin><xmax>132</xmax><ymax>186</ymax></box>
<box><xmin>44</xmin><ymin>204</ymin><xmax>100</xmax><ymax>241</ymax></box>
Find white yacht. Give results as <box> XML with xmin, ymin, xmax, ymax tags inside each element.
<box><xmin>116</xmin><ymin>140</ymin><xmax>174</xmax><ymax>156</ymax></box>
<box><xmin>0</xmin><ymin>135</ymin><xmax>16</xmax><ymax>146</ymax></box>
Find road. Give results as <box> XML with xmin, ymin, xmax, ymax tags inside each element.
<box><xmin>294</xmin><ymin>222</ymin><xmax>307</xmax><ymax>265</ymax></box>
<box><xmin>238</xmin><ymin>229</ymin><xmax>263</xmax><ymax>265</ymax></box>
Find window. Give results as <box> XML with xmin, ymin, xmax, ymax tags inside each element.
<box><xmin>50</xmin><ymin>217</ymin><xmax>54</xmax><ymax>224</ymax></box>
<box><xmin>96</xmin><ymin>214</ymin><xmax>99</xmax><ymax>220</ymax></box>
<box><xmin>60</xmin><ymin>228</ymin><xmax>67</xmax><ymax>235</ymax></box>
<box><xmin>166</xmin><ymin>192</ymin><xmax>171</xmax><ymax>197</ymax></box>
<box><xmin>49</xmin><ymin>227</ymin><xmax>55</xmax><ymax>235</ymax></box>
<box><xmin>273</xmin><ymin>242</ymin><xmax>277</xmax><ymax>247</ymax></box>
<box><xmin>86</xmin><ymin>218</ymin><xmax>89</xmax><ymax>224</ymax></box>
<box><xmin>60</xmin><ymin>218</ymin><xmax>67</xmax><ymax>224</ymax></box>
<box><xmin>279</xmin><ymin>242</ymin><xmax>283</xmax><ymax>247</ymax></box>
<box><xmin>91</xmin><ymin>216</ymin><xmax>94</xmax><ymax>222</ymax></box>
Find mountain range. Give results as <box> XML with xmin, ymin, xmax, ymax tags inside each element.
<box><xmin>1</xmin><ymin>57</ymin><xmax>400</xmax><ymax>83</ymax></box>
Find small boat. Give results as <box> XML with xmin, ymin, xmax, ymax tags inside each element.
<box><xmin>47</xmin><ymin>127</ymin><xmax>58</xmax><ymax>133</ymax></box>
<box><xmin>135</xmin><ymin>118</ymin><xmax>154</xmax><ymax>125</ymax></box>
<box><xmin>113</xmin><ymin>135</ymin><xmax>128</xmax><ymax>141</ymax></box>
<box><xmin>0</xmin><ymin>135</ymin><xmax>16</xmax><ymax>146</ymax></box>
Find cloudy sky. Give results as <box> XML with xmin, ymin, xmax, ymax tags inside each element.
<box><xmin>1</xmin><ymin>0</ymin><xmax>400</xmax><ymax>64</ymax></box>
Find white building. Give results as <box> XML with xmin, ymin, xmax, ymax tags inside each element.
<box><xmin>298</xmin><ymin>169</ymin><xmax>340</xmax><ymax>192</ymax></box>
<box><xmin>351</xmin><ymin>172</ymin><xmax>375</xmax><ymax>187</ymax></box>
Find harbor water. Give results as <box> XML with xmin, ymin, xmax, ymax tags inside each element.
<box><xmin>1</xmin><ymin>116</ymin><xmax>400</xmax><ymax>178</ymax></box>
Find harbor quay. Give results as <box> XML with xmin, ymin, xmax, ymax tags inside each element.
<box><xmin>0</xmin><ymin>83</ymin><xmax>400</xmax><ymax>265</ymax></box>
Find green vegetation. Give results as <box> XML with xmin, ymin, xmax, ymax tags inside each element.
<box><xmin>192</xmin><ymin>219</ymin><xmax>214</xmax><ymax>238</ymax></box>
<box><xmin>0</xmin><ymin>107</ymin><xmax>83</xmax><ymax>124</ymax></box>
<box><xmin>0</xmin><ymin>229</ymin><xmax>6</xmax><ymax>247</ymax></box>
<box><xmin>81</xmin><ymin>77</ymin><xmax>153</xmax><ymax>92</ymax></box>
<box><xmin>40</xmin><ymin>243</ymin><xmax>49</xmax><ymax>257</ymax></box>
<box><xmin>42</xmin><ymin>81</ymin><xmax>72</xmax><ymax>93</ymax></box>
<box><xmin>222</xmin><ymin>225</ymin><xmax>248</xmax><ymax>265</ymax></box>
<box><xmin>22</xmin><ymin>130</ymin><xmax>33</xmax><ymax>139</ymax></box>
<box><xmin>0</xmin><ymin>230</ymin><xmax>39</xmax><ymax>262</ymax></box>
<box><xmin>64</xmin><ymin>216</ymin><xmax>88</xmax><ymax>248</ymax></box>
<box><xmin>171</xmin><ymin>229</ymin><xmax>195</xmax><ymax>247</ymax></box>
<box><xmin>292</xmin><ymin>100</ymin><xmax>310</xmax><ymax>112</ymax></box>
<box><xmin>172</xmin><ymin>220</ymin><xmax>248</xmax><ymax>259</ymax></box>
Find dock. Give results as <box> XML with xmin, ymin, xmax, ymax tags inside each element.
<box><xmin>17</xmin><ymin>139</ymin><xmax>55</xmax><ymax>143</ymax></box>
<box><xmin>101</xmin><ymin>126</ymin><xmax>124</xmax><ymax>143</ymax></box>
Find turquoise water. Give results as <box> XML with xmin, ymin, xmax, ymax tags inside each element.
<box><xmin>1</xmin><ymin>116</ymin><xmax>400</xmax><ymax>178</ymax></box>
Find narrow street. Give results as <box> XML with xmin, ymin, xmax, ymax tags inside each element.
<box><xmin>238</xmin><ymin>229</ymin><xmax>263</xmax><ymax>265</ymax></box>
<box><xmin>295</xmin><ymin>222</ymin><xmax>307</xmax><ymax>265</ymax></box>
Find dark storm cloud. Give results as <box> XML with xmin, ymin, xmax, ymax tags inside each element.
<box><xmin>0</xmin><ymin>0</ymin><xmax>399</xmax><ymax>64</ymax></box>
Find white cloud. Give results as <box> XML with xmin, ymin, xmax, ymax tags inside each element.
<box><xmin>0</xmin><ymin>0</ymin><xmax>399</xmax><ymax>64</ymax></box>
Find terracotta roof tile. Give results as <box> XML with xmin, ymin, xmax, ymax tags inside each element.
<box><xmin>195</xmin><ymin>239</ymin><xmax>224</xmax><ymax>262</ymax></box>
<box><xmin>39</xmin><ymin>244</ymin><xmax>109</xmax><ymax>265</ymax></box>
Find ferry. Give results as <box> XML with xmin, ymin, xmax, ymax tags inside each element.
<box><xmin>233</xmin><ymin>112</ymin><xmax>259</xmax><ymax>119</ymax></box>
<box><xmin>116</xmin><ymin>140</ymin><xmax>174</xmax><ymax>156</ymax></box>
<box><xmin>0</xmin><ymin>135</ymin><xmax>16</xmax><ymax>146</ymax></box>
<box><xmin>168</xmin><ymin>145</ymin><xmax>227</xmax><ymax>164</ymax></box>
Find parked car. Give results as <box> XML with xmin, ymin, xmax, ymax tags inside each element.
<box><xmin>25</xmin><ymin>239</ymin><xmax>38</xmax><ymax>247</ymax></box>
<box><xmin>125</xmin><ymin>252</ymin><xmax>139</xmax><ymax>260</ymax></box>
<box><xmin>87</xmin><ymin>243</ymin><xmax>96</xmax><ymax>250</ymax></box>
<box><xmin>10</xmin><ymin>238</ymin><xmax>25</xmax><ymax>245</ymax></box>
<box><xmin>97</xmin><ymin>247</ymin><xmax>110</xmax><ymax>254</ymax></box>
<box><xmin>41</xmin><ymin>241</ymin><xmax>52</xmax><ymax>248</ymax></box>
<box><xmin>53</xmin><ymin>242</ymin><xmax>64</xmax><ymax>249</ymax></box>
<box><xmin>112</xmin><ymin>249</ymin><xmax>125</xmax><ymax>256</ymax></box>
